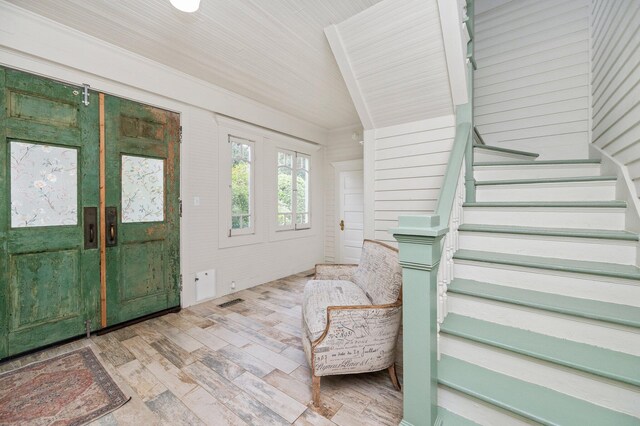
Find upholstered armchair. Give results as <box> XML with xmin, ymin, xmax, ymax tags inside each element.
<box><xmin>301</xmin><ymin>240</ymin><xmax>403</xmax><ymax>407</ymax></box>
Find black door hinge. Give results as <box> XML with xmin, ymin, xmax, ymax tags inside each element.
<box><xmin>179</xmin><ymin>199</ymin><xmax>183</xmax><ymax>217</ymax></box>
<box><xmin>179</xmin><ymin>126</ymin><xmax>183</xmax><ymax>143</ymax></box>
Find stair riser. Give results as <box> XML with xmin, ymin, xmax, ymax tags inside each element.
<box><xmin>439</xmin><ymin>387</ymin><xmax>534</xmax><ymax>426</ymax></box>
<box><xmin>474</xmin><ymin>149</ymin><xmax>537</xmax><ymax>163</ymax></box>
<box><xmin>458</xmin><ymin>232</ymin><xmax>637</xmax><ymax>264</ymax></box>
<box><xmin>440</xmin><ymin>336</ymin><xmax>640</xmax><ymax>418</ymax></box>
<box><xmin>463</xmin><ymin>208</ymin><xmax>626</xmax><ymax>230</ymax></box>
<box><xmin>476</xmin><ymin>181</ymin><xmax>616</xmax><ymax>202</ymax></box>
<box><xmin>474</xmin><ymin>164</ymin><xmax>602</xmax><ymax>181</ymax></box>
<box><xmin>447</xmin><ymin>294</ymin><xmax>640</xmax><ymax>356</ymax></box>
<box><xmin>454</xmin><ymin>261</ymin><xmax>640</xmax><ymax>307</ymax></box>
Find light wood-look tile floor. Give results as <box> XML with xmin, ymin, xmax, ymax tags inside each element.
<box><xmin>0</xmin><ymin>271</ymin><xmax>403</xmax><ymax>425</ymax></box>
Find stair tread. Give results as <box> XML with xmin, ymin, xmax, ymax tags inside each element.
<box><xmin>454</xmin><ymin>249</ymin><xmax>640</xmax><ymax>281</ymax></box>
<box><xmin>437</xmin><ymin>407</ymin><xmax>480</xmax><ymax>426</ymax></box>
<box><xmin>458</xmin><ymin>224</ymin><xmax>639</xmax><ymax>241</ymax></box>
<box><xmin>438</xmin><ymin>355</ymin><xmax>639</xmax><ymax>426</ymax></box>
<box><xmin>476</xmin><ymin>175</ymin><xmax>617</xmax><ymax>186</ymax></box>
<box><xmin>448</xmin><ymin>278</ymin><xmax>640</xmax><ymax>327</ymax></box>
<box><xmin>474</xmin><ymin>159</ymin><xmax>601</xmax><ymax>167</ymax></box>
<box><xmin>441</xmin><ymin>314</ymin><xmax>640</xmax><ymax>386</ymax></box>
<box><xmin>463</xmin><ymin>201</ymin><xmax>627</xmax><ymax>208</ymax></box>
<box><xmin>473</xmin><ymin>144</ymin><xmax>539</xmax><ymax>158</ymax></box>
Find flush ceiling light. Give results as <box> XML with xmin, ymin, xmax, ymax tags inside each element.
<box><xmin>170</xmin><ymin>0</ymin><xmax>200</xmax><ymax>13</ymax></box>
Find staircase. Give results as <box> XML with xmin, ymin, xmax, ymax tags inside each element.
<box><xmin>437</xmin><ymin>145</ymin><xmax>640</xmax><ymax>425</ymax></box>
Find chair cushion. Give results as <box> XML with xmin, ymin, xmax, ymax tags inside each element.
<box><xmin>352</xmin><ymin>241</ymin><xmax>402</xmax><ymax>305</ymax></box>
<box><xmin>302</xmin><ymin>280</ymin><xmax>370</xmax><ymax>341</ymax></box>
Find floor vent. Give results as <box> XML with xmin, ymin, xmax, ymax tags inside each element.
<box><xmin>218</xmin><ymin>298</ymin><xmax>244</xmax><ymax>308</ymax></box>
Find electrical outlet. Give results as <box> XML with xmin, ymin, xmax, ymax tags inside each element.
<box><xmin>193</xmin><ymin>196</ymin><xmax>200</xmax><ymax>206</ymax></box>
<box><xmin>231</xmin><ymin>281</ymin><xmax>236</xmax><ymax>289</ymax></box>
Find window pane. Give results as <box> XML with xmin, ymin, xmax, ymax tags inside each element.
<box><xmin>122</xmin><ymin>155</ymin><xmax>165</xmax><ymax>223</ymax></box>
<box><xmin>278</xmin><ymin>166</ymin><xmax>293</xmax><ymax>213</ymax></box>
<box><xmin>231</xmin><ymin>141</ymin><xmax>251</xmax><ymax>229</ymax></box>
<box><xmin>10</xmin><ymin>141</ymin><xmax>78</xmax><ymax>228</ymax></box>
<box><xmin>296</xmin><ymin>213</ymin><xmax>309</xmax><ymax>225</ymax></box>
<box><xmin>279</xmin><ymin>152</ymin><xmax>293</xmax><ymax>167</ymax></box>
<box><xmin>296</xmin><ymin>168</ymin><xmax>309</xmax><ymax>224</ymax></box>
<box><xmin>278</xmin><ymin>213</ymin><xmax>292</xmax><ymax>226</ymax></box>
<box><xmin>297</xmin><ymin>155</ymin><xmax>309</xmax><ymax>171</ymax></box>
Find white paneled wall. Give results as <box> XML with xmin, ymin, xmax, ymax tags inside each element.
<box><xmin>591</xmin><ymin>0</ymin><xmax>640</xmax><ymax>198</ymax></box>
<box><xmin>372</xmin><ymin>116</ymin><xmax>455</xmax><ymax>245</ymax></box>
<box><xmin>324</xmin><ymin>127</ymin><xmax>364</xmax><ymax>263</ymax></box>
<box><xmin>0</xmin><ymin>5</ymin><xmax>326</xmax><ymax>308</ymax></box>
<box><xmin>474</xmin><ymin>0</ymin><xmax>591</xmax><ymax>159</ymax></box>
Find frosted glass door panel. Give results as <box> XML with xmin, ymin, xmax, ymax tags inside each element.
<box><xmin>10</xmin><ymin>141</ymin><xmax>78</xmax><ymax>228</ymax></box>
<box><xmin>121</xmin><ymin>155</ymin><xmax>164</xmax><ymax>223</ymax></box>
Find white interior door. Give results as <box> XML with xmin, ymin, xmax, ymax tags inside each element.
<box><xmin>338</xmin><ymin>170</ymin><xmax>364</xmax><ymax>264</ymax></box>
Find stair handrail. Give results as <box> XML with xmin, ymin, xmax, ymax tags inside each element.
<box><xmin>435</xmin><ymin>108</ymin><xmax>472</xmax><ymax>224</ymax></box>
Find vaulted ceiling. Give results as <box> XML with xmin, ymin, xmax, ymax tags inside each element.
<box><xmin>6</xmin><ymin>0</ymin><xmax>384</xmax><ymax>130</ymax></box>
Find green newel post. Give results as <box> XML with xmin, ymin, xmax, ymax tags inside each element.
<box><xmin>392</xmin><ymin>215</ymin><xmax>448</xmax><ymax>426</ymax></box>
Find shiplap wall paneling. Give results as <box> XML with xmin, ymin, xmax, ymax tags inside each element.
<box><xmin>591</xmin><ymin>0</ymin><xmax>640</xmax><ymax>198</ymax></box>
<box><xmin>474</xmin><ymin>0</ymin><xmax>591</xmax><ymax>160</ymax></box>
<box><xmin>333</xmin><ymin>0</ymin><xmax>453</xmax><ymax>129</ymax></box>
<box><xmin>373</xmin><ymin>116</ymin><xmax>456</xmax><ymax>245</ymax></box>
<box><xmin>324</xmin><ymin>128</ymin><xmax>364</xmax><ymax>263</ymax></box>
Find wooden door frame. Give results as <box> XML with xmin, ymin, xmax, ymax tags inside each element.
<box><xmin>332</xmin><ymin>159</ymin><xmax>363</xmax><ymax>263</ymax></box>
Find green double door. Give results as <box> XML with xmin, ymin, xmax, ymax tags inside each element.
<box><xmin>0</xmin><ymin>67</ymin><xmax>180</xmax><ymax>359</ymax></box>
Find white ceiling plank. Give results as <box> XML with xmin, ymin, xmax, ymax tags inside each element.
<box><xmin>331</xmin><ymin>0</ymin><xmax>454</xmax><ymax>128</ymax></box>
<box><xmin>4</xmin><ymin>0</ymin><xmax>384</xmax><ymax>129</ymax></box>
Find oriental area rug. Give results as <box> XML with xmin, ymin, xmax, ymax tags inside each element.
<box><xmin>0</xmin><ymin>347</ymin><xmax>129</xmax><ymax>426</ymax></box>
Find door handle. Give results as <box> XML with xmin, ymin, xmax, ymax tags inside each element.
<box><xmin>340</xmin><ymin>219</ymin><xmax>345</xmax><ymax>231</ymax></box>
<box><xmin>106</xmin><ymin>207</ymin><xmax>118</xmax><ymax>247</ymax></box>
<box><xmin>84</xmin><ymin>207</ymin><xmax>98</xmax><ymax>249</ymax></box>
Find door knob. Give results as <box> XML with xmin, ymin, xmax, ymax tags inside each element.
<box><xmin>339</xmin><ymin>220</ymin><xmax>344</xmax><ymax>231</ymax></box>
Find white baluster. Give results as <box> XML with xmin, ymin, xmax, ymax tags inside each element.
<box><xmin>436</xmin><ymin>160</ymin><xmax>466</xmax><ymax>356</ymax></box>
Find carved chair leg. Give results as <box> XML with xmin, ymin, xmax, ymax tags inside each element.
<box><xmin>388</xmin><ymin>364</ymin><xmax>401</xmax><ymax>391</ymax></box>
<box><xmin>312</xmin><ymin>375</ymin><xmax>321</xmax><ymax>407</ymax></box>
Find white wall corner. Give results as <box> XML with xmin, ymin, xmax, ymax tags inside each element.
<box><xmin>437</xmin><ymin>0</ymin><xmax>469</xmax><ymax>106</ymax></box>
<box><xmin>363</xmin><ymin>129</ymin><xmax>376</xmax><ymax>240</ymax></box>
<box><xmin>324</xmin><ymin>24</ymin><xmax>375</xmax><ymax>130</ymax></box>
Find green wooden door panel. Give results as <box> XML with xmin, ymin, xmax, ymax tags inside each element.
<box><xmin>8</xmin><ymin>91</ymin><xmax>79</xmax><ymax>128</ymax></box>
<box><xmin>0</xmin><ymin>67</ymin><xmax>101</xmax><ymax>359</ymax></box>
<box><xmin>121</xmin><ymin>240</ymin><xmax>167</xmax><ymax>300</ymax></box>
<box><xmin>105</xmin><ymin>96</ymin><xmax>180</xmax><ymax>325</ymax></box>
<box><xmin>9</xmin><ymin>250</ymin><xmax>81</xmax><ymax>330</ymax></box>
<box><xmin>0</xmin><ymin>67</ymin><xmax>180</xmax><ymax>358</ymax></box>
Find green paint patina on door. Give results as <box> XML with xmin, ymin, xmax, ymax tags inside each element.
<box><xmin>0</xmin><ymin>68</ymin><xmax>181</xmax><ymax>359</ymax></box>
<box><xmin>104</xmin><ymin>96</ymin><xmax>180</xmax><ymax>325</ymax></box>
<box><xmin>0</xmin><ymin>68</ymin><xmax>101</xmax><ymax>358</ymax></box>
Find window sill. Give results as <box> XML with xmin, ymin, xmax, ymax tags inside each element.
<box><xmin>269</xmin><ymin>226</ymin><xmax>316</xmax><ymax>242</ymax></box>
<box><xmin>218</xmin><ymin>230</ymin><xmax>264</xmax><ymax>249</ymax></box>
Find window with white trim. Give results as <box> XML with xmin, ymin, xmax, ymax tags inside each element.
<box><xmin>277</xmin><ymin>150</ymin><xmax>310</xmax><ymax>230</ymax></box>
<box><xmin>230</xmin><ymin>135</ymin><xmax>255</xmax><ymax>236</ymax></box>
